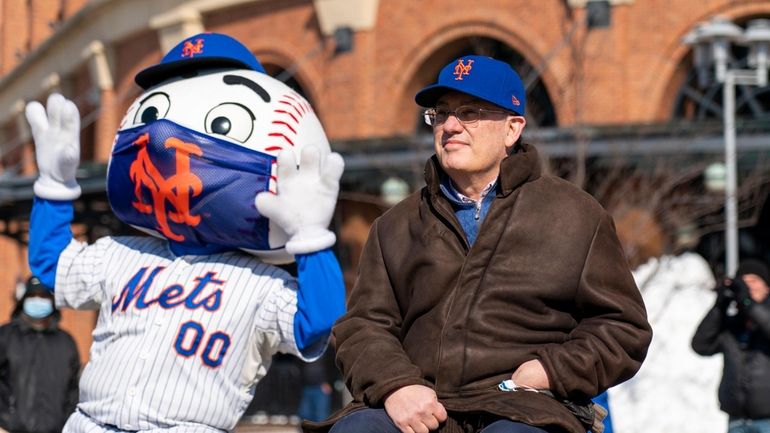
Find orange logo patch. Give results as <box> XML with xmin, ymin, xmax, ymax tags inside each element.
<box><xmin>181</xmin><ymin>38</ymin><xmax>204</xmax><ymax>58</ymax></box>
<box><xmin>453</xmin><ymin>59</ymin><xmax>474</xmax><ymax>80</ymax></box>
<box><xmin>129</xmin><ymin>133</ymin><xmax>203</xmax><ymax>242</ymax></box>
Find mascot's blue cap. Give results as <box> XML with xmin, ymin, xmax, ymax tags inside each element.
<box><xmin>135</xmin><ymin>32</ymin><xmax>266</xmax><ymax>89</ymax></box>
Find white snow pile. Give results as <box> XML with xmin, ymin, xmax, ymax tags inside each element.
<box><xmin>609</xmin><ymin>252</ymin><xmax>728</xmax><ymax>433</ymax></box>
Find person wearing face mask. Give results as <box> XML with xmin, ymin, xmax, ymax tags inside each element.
<box><xmin>0</xmin><ymin>276</ymin><xmax>80</xmax><ymax>433</ymax></box>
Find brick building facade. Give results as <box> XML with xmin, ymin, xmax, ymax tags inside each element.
<box><xmin>0</xmin><ymin>0</ymin><xmax>769</xmax><ymax>373</ymax></box>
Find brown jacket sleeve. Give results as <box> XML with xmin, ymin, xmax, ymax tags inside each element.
<box><xmin>332</xmin><ymin>219</ymin><xmax>432</xmax><ymax>405</ymax></box>
<box><xmin>535</xmin><ymin>212</ymin><xmax>652</xmax><ymax>400</ymax></box>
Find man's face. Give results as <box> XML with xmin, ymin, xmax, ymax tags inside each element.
<box><xmin>432</xmin><ymin>92</ymin><xmax>525</xmax><ymax>182</ymax></box>
<box><xmin>742</xmin><ymin>273</ymin><xmax>770</xmax><ymax>303</ymax></box>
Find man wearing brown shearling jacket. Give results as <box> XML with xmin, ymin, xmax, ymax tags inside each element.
<box><xmin>305</xmin><ymin>56</ymin><xmax>652</xmax><ymax>433</ymax></box>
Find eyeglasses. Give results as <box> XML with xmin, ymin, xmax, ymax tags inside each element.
<box><xmin>423</xmin><ymin>105</ymin><xmax>511</xmax><ymax>127</ymax></box>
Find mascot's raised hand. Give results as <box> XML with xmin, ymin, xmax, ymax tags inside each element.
<box><xmin>256</xmin><ymin>146</ymin><xmax>344</xmax><ymax>255</ymax></box>
<box><xmin>25</xmin><ymin>93</ymin><xmax>81</xmax><ymax>200</ymax></box>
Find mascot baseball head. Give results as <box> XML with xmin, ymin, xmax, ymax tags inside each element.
<box><xmin>108</xmin><ymin>33</ymin><xmax>332</xmax><ymax>263</ymax></box>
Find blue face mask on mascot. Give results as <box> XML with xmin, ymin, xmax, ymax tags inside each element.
<box><xmin>108</xmin><ymin>119</ymin><xmax>276</xmax><ymax>251</ymax></box>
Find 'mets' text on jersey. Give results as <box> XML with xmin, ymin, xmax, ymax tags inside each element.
<box><xmin>111</xmin><ymin>267</ymin><xmax>229</xmax><ymax>369</ymax></box>
<box><xmin>112</xmin><ymin>268</ymin><xmax>224</xmax><ymax>314</ymax></box>
<box><xmin>54</xmin><ymin>236</ymin><xmax>307</xmax><ymax>431</ymax></box>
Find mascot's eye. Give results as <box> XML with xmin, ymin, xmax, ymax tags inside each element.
<box><xmin>211</xmin><ymin>117</ymin><xmax>231</xmax><ymax>135</ymax></box>
<box><xmin>133</xmin><ymin>93</ymin><xmax>170</xmax><ymax>125</ymax></box>
<box><xmin>205</xmin><ymin>103</ymin><xmax>254</xmax><ymax>143</ymax></box>
<box><xmin>141</xmin><ymin>107</ymin><xmax>159</xmax><ymax>124</ymax></box>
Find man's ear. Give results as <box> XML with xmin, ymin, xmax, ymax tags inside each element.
<box><xmin>505</xmin><ymin>115</ymin><xmax>526</xmax><ymax>149</ymax></box>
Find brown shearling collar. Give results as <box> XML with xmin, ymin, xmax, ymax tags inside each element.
<box><xmin>424</xmin><ymin>142</ymin><xmax>542</xmax><ymax>197</ymax></box>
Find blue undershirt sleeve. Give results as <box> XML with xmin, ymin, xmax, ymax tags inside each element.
<box><xmin>29</xmin><ymin>197</ymin><xmax>75</xmax><ymax>290</ymax></box>
<box><xmin>293</xmin><ymin>247</ymin><xmax>346</xmax><ymax>353</ymax></box>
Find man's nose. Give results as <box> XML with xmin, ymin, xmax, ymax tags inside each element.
<box><xmin>442</xmin><ymin>113</ymin><xmax>464</xmax><ymax>132</ymax></box>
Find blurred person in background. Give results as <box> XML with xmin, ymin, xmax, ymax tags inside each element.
<box><xmin>298</xmin><ymin>347</ymin><xmax>338</xmax><ymax>422</ymax></box>
<box><xmin>608</xmin><ymin>228</ymin><xmax>726</xmax><ymax>433</ymax></box>
<box><xmin>692</xmin><ymin>259</ymin><xmax>770</xmax><ymax>433</ymax></box>
<box><xmin>0</xmin><ymin>276</ymin><xmax>80</xmax><ymax>433</ymax></box>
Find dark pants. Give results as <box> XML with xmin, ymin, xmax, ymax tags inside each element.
<box><xmin>329</xmin><ymin>408</ymin><xmax>552</xmax><ymax>433</ymax></box>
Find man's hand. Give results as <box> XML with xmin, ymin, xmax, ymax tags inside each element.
<box><xmin>25</xmin><ymin>93</ymin><xmax>82</xmax><ymax>200</ymax></box>
<box><xmin>255</xmin><ymin>146</ymin><xmax>344</xmax><ymax>255</ymax></box>
<box><xmin>384</xmin><ymin>384</ymin><xmax>447</xmax><ymax>433</ymax></box>
<box><xmin>511</xmin><ymin>359</ymin><xmax>551</xmax><ymax>390</ymax></box>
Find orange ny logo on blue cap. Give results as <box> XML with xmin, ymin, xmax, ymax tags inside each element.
<box><xmin>181</xmin><ymin>38</ymin><xmax>204</xmax><ymax>58</ymax></box>
<box><xmin>453</xmin><ymin>59</ymin><xmax>474</xmax><ymax>80</ymax></box>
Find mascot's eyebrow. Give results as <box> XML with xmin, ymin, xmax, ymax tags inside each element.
<box><xmin>223</xmin><ymin>74</ymin><xmax>271</xmax><ymax>103</ymax></box>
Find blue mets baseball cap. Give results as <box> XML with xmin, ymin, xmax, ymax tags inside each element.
<box><xmin>415</xmin><ymin>55</ymin><xmax>526</xmax><ymax>116</ymax></box>
<box><xmin>135</xmin><ymin>32</ymin><xmax>266</xmax><ymax>89</ymax></box>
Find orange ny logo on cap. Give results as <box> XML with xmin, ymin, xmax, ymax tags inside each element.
<box><xmin>453</xmin><ymin>59</ymin><xmax>474</xmax><ymax>80</ymax></box>
<box><xmin>181</xmin><ymin>38</ymin><xmax>204</xmax><ymax>58</ymax></box>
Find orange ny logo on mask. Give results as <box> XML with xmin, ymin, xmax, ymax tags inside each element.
<box><xmin>453</xmin><ymin>59</ymin><xmax>474</xmax><ymax>80</ymax></box>
<box><xmin>181</xmin><ymin>39</ymin><xmax>204</xmax><ymax>58</ymax></box>
<box><xmin>129</xmin><ymin>133</ymin><xmax>203</xmax><ymax>242</ymax></box>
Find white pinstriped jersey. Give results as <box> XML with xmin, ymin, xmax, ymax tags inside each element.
<box><xmin>55</xmin><ymin>235</ymin><xmax>318</xmax><ymax>432</ymax></box>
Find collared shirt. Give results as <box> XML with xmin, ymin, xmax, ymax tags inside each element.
<box><xmin>439</xmin><ymin>176</ymin><xmax>497</xmax><ymax>246</ymax></box>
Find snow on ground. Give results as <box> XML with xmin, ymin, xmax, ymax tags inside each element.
<box><xmin>609</xmin><ymin>252</ymin><xmax>728</xmax><ymax>433</ymax></box>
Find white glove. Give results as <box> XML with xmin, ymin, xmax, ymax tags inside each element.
<box><xmin>256</xmin><ymin>146</ymin><xmax>344</xmax><ymax>255</ymax></box>
<box><xmin>25</xmin><ymin>93</ymin><xmax>81</xmax><ymax>200</ymax></box>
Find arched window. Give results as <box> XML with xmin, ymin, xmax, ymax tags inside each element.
<box><xmin>674</xmin><ymin>17</ymin><xmax>770</xmax><ymax>123</ymax></box>
<box><xmin>263</xmin><ymin>64</ymin><xmax>312</xmax><ymax>104</ymax></box>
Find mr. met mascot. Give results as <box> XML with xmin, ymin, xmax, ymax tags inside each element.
<box><xmin>25</xmin><ymin>33</ymin><xmax>345</xmax><ymax>432</ymax></box>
